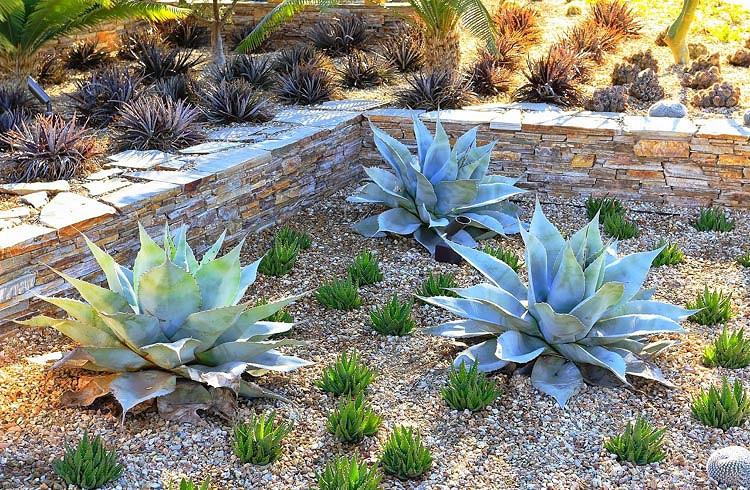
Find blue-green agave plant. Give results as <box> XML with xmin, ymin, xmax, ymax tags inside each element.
<box><xmin>348</xmin><ymin>116</ymin><xmax>525</xmax><ymax>254</ymax></box>
<box><xmin>21</xmin><ymin>225</ymin><xmax>311</xmax><ymax>422</ymax></box>
<box><xmin>424</xmin><ymin>202</ymin><xmax>693</xmax><ymax>408</ymax></box>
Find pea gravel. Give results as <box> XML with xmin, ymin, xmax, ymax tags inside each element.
<box><xmin>2</xmin><ymin>187</ymin><xmax>750</xmax><ymax>489</ymax></box>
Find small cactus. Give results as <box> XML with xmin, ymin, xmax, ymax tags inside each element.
<box><xmin>629</xmin><ymin>69</ymin><xmax>664</xmax><ymax>102</ymax></box>
<box><xmin>692</xmin><ymin>82</ymin><xmax>741</xmax><ymax>108</ymax></box>
<box><xmin>707</xmin><ymin>446</ymin><xmax>750</xmax><ymax>487</ymax></box>
<box><xmin>586</xmin><ymin>85</ymin><xmax>628</xmax><ymax>112</ymax></box>
<box><xmin>684</xmin><ymin>66</ymin><xmax>721</xmax><ymax>90</ymax></box>
<box><xmin>729</xmin><ymin>48</ymin><xmax>750</xmax><ymax>67</ymax></box>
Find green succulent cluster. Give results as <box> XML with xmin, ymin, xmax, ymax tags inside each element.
<box><xmin>585</xmin><ymin>196</ymin><xmax>625</xmax><ymax>222</ymax></box>
<box><xmin>737</xmin><ymin>253</ymin><xmax>750</xmax><ymax>267</ymax></box>
<box><xmin>604</xmin><ymin>417</ymin><xmax>666</xmax><ymax>465</ymax></box>
<box><xmin>441</xmin><ymin>361</ymin><xmax>501</xmax><ymax>411</ymax></box>
<box><xmin>327</xmin><ymin>394</ymin><xmax>382</xmax><ymax>443</ymax></box>
<box><xmin>380</xmin><ymin>426</ymin><xmax>433</xmax><ymax>480</ymax></box>
<box><xmin>482</xmin><ymin>244</ymin><xmax>521</xmax><ymax>272</ymax></box>
<box><xmin>692</xmin><ymin>207</ymin><xmax>735</xmax><ymax>232</ymax></box>
<box><xmin>415</xmin><ymin>272</ymin><xmax>459</xmax><ymax>301</ymax></box>
<box><xmin>316</xmin><ymin>350</ymin><xmax>375</xmax><ymax>396</ymax></box>
<box><xmin>259</xmin><ymin>240</ymin><xmax>300</xmax><ymax>276</ymax></box>
<box><xmin>257</xmin><ymin>298</ymin><xmax>294</xmax><ymax>323</ymax></box>
<box><xmin>703</xmin><ymin>327</ymin><xmax>750</xmax><ymax>369</ymax></box>
<box><xmin>174</xmin><ymin>477</ymin><xmax>211</xmax><ymax>490</ymax></box>
<box><xmin>232</xmin><ymin>411</ymin><xmax>293</xmax><ymax>465</ymax></box>
<box><xmin>369</xmin><ymin>295</ymin><xmax>416</xmax><ymax>336</ymax></box>
<box><xmin>692</xmin><ymin>376</ymin><xmax>750</xmax><ymax>430</ymax></box>
<box><xmin>274</xmin><ymin>225</ymin><xmax>312</xmax><ymax>249</ymax></box>
<box><xmin>687</xmin><ymin>287</ymin><xmax>733</xmax><ymax>326</ymax></box>
<box><xmin>316</xmin><ymin>456</ymin><xmax>382</xmax><ymax>490</ymax></box>
<box><xmin>23</xmin><ymin>224</ymin><xmax>311</xmax><ymax>421</ymax></box>
<box><xmin>651</xmin><ymin>240</ymin><xmax>684</xmax><ymax>268</ymax></box>
<box><xmin>316</xmin><ymin>277</ymin><xmax>362</xmax><ymax>310</ymax></box>
<box><xmin>53</xmin><ymin>433</ymin><xmax>122</xmax><ymax>489</ymax></box>
<box><xmin>348</xmin><ymin>250</ymin><xmax>383</xmax><ymax>285</ymax></box>
<box><xmin>603</xmin><ymin>212</ymin><xmax>640</xmax><ymax>240</ymax></box>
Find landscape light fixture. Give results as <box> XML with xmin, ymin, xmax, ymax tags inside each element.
<box><xmin>27</xmin><ymin>76</ymin><xmax>53</xmax><ymax>115</ymax></box>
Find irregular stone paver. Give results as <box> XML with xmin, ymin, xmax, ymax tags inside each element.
<box><xmin>124</xmin><ymin>170</ymin><xmax>210</xmax><ymax>185</ymax></box>
<box><xmin>20</xmin><ymin>192</ymin><xmax>48</xmax><ymax>209</ymax></box>
<box><xmin>106</xmin><ymin>149</ymin><xmax>176</xmax><ymax>169</ymax></box>
<box><xmin>0</xmin><ymin>218</ymin><xmax>20</xmax><ymax>230</ymax></box>
<box><xmin>489</xmin><ymin>110</ymin><xmax>522</xmax><ymax>131</ymax></box>
<box><xmin>272</xmin><ymin>108</ymin><xmax>360</xmax><ymax>129</ymax></box>
<box><xmin>39</xmin><ymin>193</ymin><xmax>116</xmax><ymax>229</ymax></box>
<box><xmin>207</xmin><ymin>126</ymin><xmax>263</xmax><ymax>141</ymax></box>
<box><xmin>467</xmin><ymin>102</ymin><xmax>565</xmax><ymax>112</ymax></box>
<box><xmin>0</xmin><ymin>180</ymin><xmax>70</xmax><ymax>195</ymax></box>
<box><xmin>155</xmin><ymin>158</ymin><xmax>188</xmax><ymax>171</ymax></box>
<box><xmin>420</xmin><ymin>109</ymin><xmax>500</xmax><ymax>124</ymax></box>
<box><xmin>313</xmin><ymin>99</ymin><xmax>386</xmax><ymax>112</ymax></box>
<box><xmin>0</xmin><ymin>207</ymin><xmax>31</xmax><ymax>219</ymax></box>
<box><xmin>249</xmin><ymin>127</ymin><xmax>323</xmax><ymax>152</ymax></box>
<box><xmin>622</xmin><ymin>115</ymin><xmax>697</xmax><ymax>137</ymax></box>
<box><xmin>0</xmin><ymin>224</ymin><xmax>54</xmax><ymax>249</ymax></box>
<box><xmin>695</xmin><ymin>118</ymin><xmax>750</xmax><ymax>140</ymax></box>
<box><xmin>86</xmin><ymin>168</ymin><xmax>123</xmax><ymax>181</ymax></box>
<box><xmin>101</xmin><ymin>181</ymin><xmax>180</xmax><ymax>210</ymax></box>
<box><xmin>179</xmin><ymin>141</ymin><xmax>243</xmax><ymax>154</ymax></box>
<box><xmin>193</xmin><ymin>147</ymin><xmax>271</xmax><ymax>174</ymax></box>
<box><xmin>83</xmin><ymin>179</ymin><xmax>131</xmax><ymax>196</ymax></box>
<box><xmin>364</xmin><ymin>108</ymin><xmax>425</xmax><ymax>122</ymax></box>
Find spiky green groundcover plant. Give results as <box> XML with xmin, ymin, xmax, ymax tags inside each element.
<box><xmin>703</xmin><ymin>327</ymin><xmax>750</xmax><ymax>369</ymax></box>
<box><xmin>482</xmin><ymin>244</ymin><xmax>521</xmax><ymax>272</ymax></box>
<box><xmin>175</xmin><ymin>476</ymin><xmax>211</xmax><ymax>490</ymax></box>
<box><xmin>22</xmin><ymin>225</ymin><xmax>311</xmax><ymax>422</ymax></box>
<box><xmin>348</xmin><ymin>250</ymin><xmax>383</xmax><ymax>285</ymax></box>
<box><xmin>651</xmin><ymin>240</ymin><xmax>684</xmax><ymax>268</ymax></box>
<box><xmin>585</xmin><ymin>196</ymin><xmax>624</xmax><ymax>222</ymax></box>
<box><xmin>53</xmin><ymin>432</ymin><xmax>122</xmax><ymax>489</ymax></box>
<box><xmin>274</xmin><ymin>225</ymin><xmax>312</xmax><ymax>249</ymax></box>
<box><xmin>316</xmin><ymin>456</ymin><xmax>382</xmax><ymax>490</ymax></box>
<box><xmin>603</xmin><ymin>212</ymin><xmax>639</xmax><ymax>240</ymax></box>
<box><xmin>369</xmin><ymin>295</ymin><xmax>416</xmax><ymax>336</ymax></box>
<box><xmin>380</xmin><ymin>426</ymin><xmax>433</xmax><ymax>480</ymax></box>
<box><xmin>604</xmin><ymin>417</ymin><xmax>666</xmax><ymax>465</ymax></box>
<box><xmin>327</xmin><ymin>394</ymin><xmax>382</xmax><ymax>443</ymax></box>
<box><xmin>737</xmin><ymin>253</ymin><xmax>750</xmax><ymax>267</ymax></box>
<box><xmin>316</xmin><ymin>277</ymin><xmax>362</xmax><ymax>310</ymax></box>
<box><xmin>441</xmin><ymin>361</ymin><xmax>501</xmax><ymax>411</ymax></box>
<box><xmin>692</xmin><ymin>207</ymin><xmax>735</xmax><ymax>232</ymax></box>
<box><xmin>348</xmin><ymin>116</ymin><xmax>525</xmax><ymax>254</ymax></box>
<box><xmin>691</xmin><ymin>376</ymin><xmax>750</xmax><ymax>430</ymax></box>
<box><xmin>415</xmin><ymin>272</ymin><xmax>459</xmax><ymax>300</ymax></box>
<box><xmin>258</xmin><ymin>240</ymin><xmax>299</xmax><ymax>276</ymax></box>
<box><xmin>425</xmin><ymin>201</ymin><xmax>693</xmax><ymax>408</ymax></box>
<box><xmin>687</xmin><ymin>287</ymin><xmax>733</xmax><ymax>326</ymax></box>
<box><xmin>316</xmin><ymin>350</ymin><xmax>376</xmax><ymax>396</ymax></box>
<box><xmin>256</xmin><ymin>298</ymin><xmax>294</xmax><ymax>323</ymax></box>
<box><xmin>232</xmin><ymin>411</ymin><xmax>293</xmax><ymax>465</ymax></box>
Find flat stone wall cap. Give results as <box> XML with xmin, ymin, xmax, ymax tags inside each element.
<box><xmin>272</xmin><ymin>108</ymin><xmax>360</xmax><ymax>129</ymax></box>
<box><xmin>193</xmin><ymin>146</ymin><xmax>272</xmax><ymax>174</ymax></box>
<box><xmin>489</xmin><ymin>109</ymin><xmax>522</xmax><ymax>131</ymax></box>
<box><xmin>86</xmin><ymin>168</ymin><xmax>123</xmax><ymax>181</ymax></box>
<box><xmin>696</xmin><ymin>118</ymin><xmax>750</xmax><ymax>140</ymax></box>
<box><xmin>0</xmin><ymin>224</ymin><xmax>54</xmax><ymax>250</ymax></box>
<box><xmin>101</xmin><ymin>181</ymin><xmax>179</xmax><ymax>210</ymax></box>
<box><xmin>179</xmin><ymin>141</ymin><xmax>243</xmax><ymax>154</ymax></box>
<box><xmin>504</xmin><ymin>102</ymin><xmax>566</xmax><ymax>112</ymax></box>
<box><xmin>107</xmin><ymin>149</ymin><xmax>176</xmax><ymax>169</ymax></box>
<box><xmin>0</xmin><ymin>207</ymin><xmax>30</xmax><ymax>219</ymax></box>
<box><xmin>40</xmin><ymin>192</ymin><xmax>116</xmax><ymax>229</ymax></box>
<box><xmin>21</xmin><ymin>192</ymin><xmax>48</xmax><ymax>209</ymax></box>
<box><xmin>124</xmin><ymin>170</ymin><xmax>211</xmax><ymax>185</ymax></box>
<box><xmin>420</xmin><ymin>109</ymin><xmax>499</xmax><ymax>125</ymax></box>
<box><xmin>622</xmin><ymin>115</ymin><xmax>697</xmax><ymax>137</ymax></box>
<box><xmin>207</xmin><ymin>126</ymin><xmax>263</xmax><ymax>142</ymax></box>
<box><xmin>0</xmin><ymin>180</ymin><xmax>70</xmax><ymax>195</ymax></box>
<box><xmin>313</xmin><ymin>99</ymin><xmax>386</xmax><ymax>112</ymax></box>
<box><xmin>83</xmin><ymin>179</ymin><xmax>130</xmax><ymax>196</ymax></box>
<box><xmin>522</xmin><ymin>112</ymin><xmax>619</xmax><ymax>134</ymax></box>
<box><xmin>364</xmin><ymin>108</ymin><xmax>425</xmax><ymax>121</ymax></box>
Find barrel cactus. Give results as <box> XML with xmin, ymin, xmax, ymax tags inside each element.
<box><xmin>424</xmin><ymin>202</ymin><xmax>692</xmax><ymax>407</ymax></box>
<box><xmin>707</xmin><ymin>446</ymin><xmax>750</xmax><ymax>486</ymax></box>
<box><xmin>22</xmin><ymin>224</ymin><xmax>311</xmax><ymax>422</ymax></box>
<box><xmin>348</xmin><ymin>115</ymin><xmax>525</xmax><ymax>254</ymax></box>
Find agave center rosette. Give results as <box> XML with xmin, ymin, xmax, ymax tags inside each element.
<box><xmin>348</xmin><ymin>114</ymin><xmax>526</xmax><ymax>254</ymax></box>
<box><xmin>22</xmin><ymin>224</ymin><xmax>311</xmax><ymax>422</ymax></box>
<box><xmin>424</xmin><ymin>201</ymin><xmax>693</xmax><ymax>407</ymax></box>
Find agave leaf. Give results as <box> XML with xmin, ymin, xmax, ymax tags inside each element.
<box><xmin>157</xmin><ymin>381</ymin><xmax>236</xmax><ymax>424</ymax></box>
<box><xmin>370</xmin><ymin>123</ymin><xmax>417</xmax><ymax>195</ymax></box>
<box><xmin>461</xmin><ymin>212</ymin><xmax>509</xmax><ymax>236</ymax></box>
<box><xmin>53</xmin><ymin>347</ymin><xmax>152</xmax><ymax>372</ymax></box>
<box><xmin>457</xmin><ymin>183</ymin><xmax>525</xmax><ymax>211</ymax></box>
<box><xmin>348</xmin><ymin>182</ymin><xmax>410</xmax><ymax>210</ymax></box>
<box><xmin>232</xmin><ymin>258</ymin><xmax>262</xmax><ymax>305</ymax></box>
<box><xmin>601</xmin><ymin>300</ymin><xmax>696</xmax><ymax>322</ymax></box>
<box><xmin>239</xmin><ymin>379</ymin><xmax>291</xmax><ymax>402</ymax></box>
<box><xmin>246</xmin><ymin>350</ymin><xmax>313</xmax><ymax>372</ymax></box>
<box><xmin>616</xmin><ymin>350</ymin><xmax>674</xmax><ymax>387</ymax></box>
<box><xmin>520</xmin><ymin>226</ymin><xmax>549</xmax><ymax>306</ymax></box>
<box><xmin>171</xmin><ymin>306</ymin><xmax>245</xmax><ymax>350</ymax></box>
<box><xmin>496</xmin><ymin>330</ymin><xmax>549</xmax><ymax>363</ymax></box>
<box><xmin>140</xmin><ymin>338</ymin><xmax>202</xmax><ymax>369</ymax></box>
<box><xmin>244</xmin><ymin>321</ymin><xmax>294</xmax><ymax>340</ymax></box>
<box><xmin>555</xmin><ymin>344</ymin><xmax>628</xmax><ymax>385</ymax></box>
<box><xmin>421</xmin><ymin>119</ymin><xmax>451</xmax><ymax>184</ymax></box>
<box><xmin>414</xmin><ymin>227</ymin><xmax>442</xmax><ymax>255</ymax></box>
<box><xmin>449</xmin><ymin>284</ymin><xmax>527</xmax><ymax>318</ymax></box>
<box><xmin>363</xmin><ymin>167</ymin><xmax>414</xmax><ymax>205</ymax></box>
<box><xmin>201</xmin><ymin>229</ymin><xmax>227</xmax><ymax>265</ymax></box>
<box><xmin>43</xmin><ymin>319</ymin><xmax>123</xmax><ymax>348</ymax></box>
<box><xmin>110</xmin><ymin>370</ymin><xmax>177</xmax><ymax>423</ymax></box>
<box><xmin>133</xmin><ymin>223</ymin><xmax>166</xmax><ymax>295</ymax></box>
<box><xmin>83</xmin><ymin>235</ymin><xmax>136</xmax><ymax>306</ymax></box>
<box><xmin>534</xmin><ymin>303</ymin><xmax>589</xmax><ymax>344</ymax></box>
<box><xmin>415</xmin><ymin>172</ymin><xmax>438</xmax><ymax>212</ymax></box>
<box><xmin>641</xmin><ymin>340</ymin><xmax>679</xmax><ymax>356</ymax></box>
<box><xmin>529</xmin><ymin>200</ymin><xmax>566</xmax><ymax>269</ymax></box>
<box><xmin>215</xmin><ymin>294</ymin><xmax>304</xmax><ymax>343</ymax></box>
<box><xmin>59</xmin><ymin>374</ymin><xmax>118</xmax><ymax>408</ymax></box>
<box><xmin>454</xmin><ymin>338</ymin><xmax>508</xmax><ymax>372</ymax></box>
<box><xmin>450</xmin><ymin>229</ymin><xmax>478</xmax><ymax>248</ymax></box>
<box><xmin>54</xmin><ymin>270</ymin><xmax>131</xmax><ymax>314</ymax></box>
<box><xmin>531</xmin><ymin>356</ymin><xmax>584</xmax><ymax>408</ymax></box>
<box><xmin>175</xmin><ymin>362</ymin><xmax>248</xmax><ymax>390</ymax></box>
<box><xmin>36</xmin><ymin>296</ymin><xmax>112</xmax><ymax>332</ymax></box>
<box><xmin>582</xmin><ymin>251</ymin><xmax>607</xmax><ymax>298</ymax></box>
<box><xmin>138</xmin><ymin>260</ymin><xmax>202</xmax><ymax>337</ymax></box>
<box><xmin>413</xmin><ymin>116</ymin><xmax>434</xmax><ymax>167</ymax></box>
<box><xmin>352</xmin><ymin>215</ymin><xmax>385</xmax><ymax>237</ymax></box>
<box><xmin>196</xmin><ymin>339</ymin><xmax>304</xmax><ymax>365</ymax></box>
<box><xmin>376</xmin><ymin>208</ymin><xmax>423</xmax><ymax>235</ymax></box>
<box><xmin>546</xmin><ymin>244</ymin><xmax>585</xmax><ymax>314</ymax></box>
<box><xmin>100</xmin><ymin>312</ymin><xmax>169</xmax><ymax>348</ymax></box>
<box><xmin>568</xmin><ymin>282</ymin><xmax>625</xmax><ymax>331</ymax></box>
<box><xmin>194</xmin><ymin>240</ymin><xmax>243</xmax><ymax>310</ymax></box>
<box><xmin>171</xmin><ymin>225</ymin><xmax>190</xmax><ymax>270</ymax></box>
<box><xmin>603</xmin><ymin>249</ymin><xmax>661</xmax><ymax>310</ymax></box>
<box><xmin>462</xmin><ymin>142</ymin><xmax>494</xmax><ymax>180</ymax></box>
<box><xmin>444</xmin><ymin>126</ymin><xmax>479</xmax><ymax>183</ymax></box>
<box><xmin>426</xmin><ymin>319</ymin><xmax>506</xmax><ymax>338</ymax></box>
<box><xmin>570</xmin><ymin>215</ymin><xmax>604</xmax><ymax>266</ymax></box>
<box><xmin>433</xmin><ymin>180</ymin><xmax>478</xmax><ymax>216</ymax></box>
<box><xmin>419</xmin><ymin>296</ymin><xmax>513</xmax><ymax>328</ymax></box>
<box><xmin>586</xmin><ymin>314</ymin><xmax>685</xmax><ymax>342</ymax></box>
<box><xmin>444</xmin><ymin>240</ymin><xmax>527</xmax><ymax>299</ymax></box>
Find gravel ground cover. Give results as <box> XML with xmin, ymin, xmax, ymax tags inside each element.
<box><xmin>2</xmin><ymin>187</ymin><xmax>750</xmax><ymax>489</ymax></box>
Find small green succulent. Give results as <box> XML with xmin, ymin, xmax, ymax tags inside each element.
<box><xmin>380</xmin><ymin>426</ymin><xmax>433</xmax><ymax>480</ymax></box>
<box><xmin>691</xmin><ymin>376</ymin><xmax>750</xmax><ymax>430</ymax></box>
<box><xmin>441</xmin><ymin>361</ymin><xmax>501</xmax><ymax>411</ymax></box>
<box><xmin>703</xmin><ymin>327</ymin><xmax>750</xmax><ymax>369</ymax></box>
<box><xmin>369</xmin><ymin>295</ymin><xmax>415</xmax><ymax>336</ymax></box>
<box><xmin>316</xmin><ymin>350</ymin><xmax>375</xmax><ymax>396</ymax></box>
<box><xmin>315</xmin><ymin>277</ymin><xmax>362</xmax><ymax>310</ymax></box>
<box><xmin>274</xmin><ymin>225</ymin><xmax>311</xmax><ymax>249</ymax></box>
<box><xmin>53</xmin><ymin>432</ymin><xmax>122</xmax><ymax>489</ymax></box>
<box><xmin>651</xmin><ymin>240</ymin><xmax>684</xmax><ymax>268</ymax></box>
<box><xmin>737</xmin><ymin>253</ymin><xmax>750</xmax><ymax>267</ymax></box>
<box><xmin>326</xmin><ymin>394</ymin><xmax>382</xmax><ymax>443</ymax></box>
<box><xmin>415</xmin><ymin>272</ymin><xmax>459</xmax><ymax>301</ymax></box>
<box><xmin>687</xmin><ymin>287</ymin><xmax>733</xmax><ymax>326</ymax></box>
<box><xmin>257</xmin><ymin>298</ymin><xmax>294</xmax><ymax>323</ymax></box>
<box><xmin>347</xmin><ymin>250</ymin><xmax>384</xmax><ymax>285</ymax></box>
<box><xmin>232</xmin><ymin>411</ymin><xmax>293</xmax><ymax>465</ymax></box>
<box><xmin>259</xmin><ymin>240</ymin><xmax>299</xmax><ymax>276</ymax></box>
<box><xmin>316</xmin><ymin>456</ymin><xmax>382</xmax><ymax>490</ymax></box>
<box><xmin>174</xmin><ymin>477</ymin><xmax>211</xmax><ymax>490</ymax></box>
<box><xmin>604</xmin><ymin>417</ymin><xmax>666</xmax><ymax>465</ymax></box>
<box><xmin>585</xmin><ymin>196</ymin><xmax>624</xmax><ymax>222</ymax></box>
<box><xmin>482</xmin><ymin>244</ymin><xmax>521</xmax><ymax>272</ymax></box>
<box><xmin>693</xmin><ymin>207</ymin><xmax>735</xmax><ymax>232</ymax></box>
<box><xmin>603</xmin><ymin>212</ymin><xmax>639</xmax><ymax>240</ymax></box>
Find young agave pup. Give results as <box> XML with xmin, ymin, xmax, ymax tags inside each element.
<box><xmin>349</xmin><ymin>116</ymin><xmax>526</xmax><ymax>254</ymax></box>
<box><xmin>21</xmin><ymin>225</ymin><xmax>311</xmax><ymax>423</ymax></box>
<box><xmin>424</xmin><ymin>202</ymin><xmax>693</xmax><ymax>407</ymax></box>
